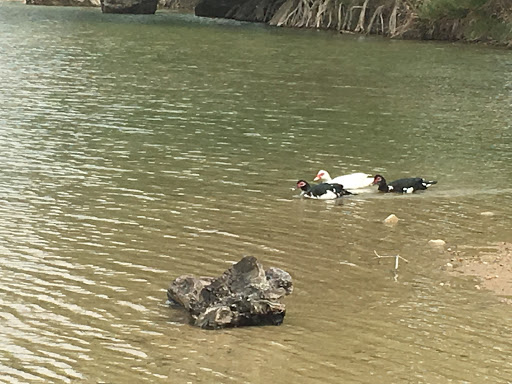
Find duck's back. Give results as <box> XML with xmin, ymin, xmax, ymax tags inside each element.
<box><xmin>304</xmin><ymin>183</ymin><xmax>351</xmax><ymax>199</ymax></box>
<box><xmin>330</xmin><ymin>172</ymin><xmax>373</xmax><ymax>189</ymax></box>
<box><xmin>388</xmin><ymin>177</ymin><xmax>436</xmax><ymax>193</ymax></box>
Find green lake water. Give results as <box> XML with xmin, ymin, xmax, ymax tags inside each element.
<box><xmin>0</xmin><ymin>2</ymin><xmax>511</xmax><ymax>383</ymax></box>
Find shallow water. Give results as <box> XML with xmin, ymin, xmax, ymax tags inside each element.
<box><xmin>0</xmin><ymin>2</ymin><xmax>511</xmax><ymax>383</ymax></box>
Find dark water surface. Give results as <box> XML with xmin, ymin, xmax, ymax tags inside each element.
<box><xmin>1</xmin><ymin>2</ymin><xmax>511</xmax><ymax>383</ymax></box>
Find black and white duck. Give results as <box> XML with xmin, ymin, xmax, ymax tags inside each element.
<box><xmin>296</xmin><ymin>180</ymin><xmax>352</xmax><ymax>200</ymax></box>
<box><xmin>372</xmin><ymin>174</ymin><xmax>437</xmax><ymax>193</ymax></box>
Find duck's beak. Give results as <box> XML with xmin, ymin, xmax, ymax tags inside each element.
<box><xmin>313</xmin><ymin>176</ymin><xmax>320</xmax><ymax>181</ymax></box>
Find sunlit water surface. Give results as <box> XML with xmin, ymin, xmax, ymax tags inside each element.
<box><xmin>0</xmin><ymin>2</ymin><xmax>511</xmax><ymax>383</ymax></box>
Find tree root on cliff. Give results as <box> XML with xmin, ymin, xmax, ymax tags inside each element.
<box><xmin>367</xmin><ymin>5</ymin><xmax>385</xmax><ymax>35</ymax></box>
<box><xmin>267</xmin><ymin>0</ymin><xmax>415</xmax><ymax>37</ymax></box>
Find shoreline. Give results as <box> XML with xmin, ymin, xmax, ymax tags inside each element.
<box><xmin>8</xmin><ymin>0</ymin><xmax>512</xmax><ymax>47</ymax></box>
<box><xmin>446</xmin><ymin>242</ymin><xmax>512</xmax><ymax>305</ymax></box>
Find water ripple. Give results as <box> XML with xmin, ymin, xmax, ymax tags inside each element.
<box><xmin>0</xmin><ymin>3</ymin><xmax>511</xmax><ymax>383</ymax></box>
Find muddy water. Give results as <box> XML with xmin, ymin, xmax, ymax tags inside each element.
<box><xmin>0</xmin><ymin>2</ymin><xmax>511</xmax><ymax>383</ymax></box>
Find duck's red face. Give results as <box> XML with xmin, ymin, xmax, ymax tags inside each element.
<box><xmin>372</xmin><ymin>175</ymin><xmax>383</xmax><ymax>185</ymax></box>
<box><xmin>314</xmin><ymin>171</ymin><xmax>325</xmax><ymax>181</ymax></box>
<box><xmin>297</xmin><ymin>180</ymin><xmax>307</xmax><ymax>189</ymax></box>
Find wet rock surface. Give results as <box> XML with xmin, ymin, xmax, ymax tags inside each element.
<box><xmin>194</xmin><ymin>0</ymin><xmax>239</xmax><ymax>18</ymax></box>
<box><xmin>167</xmin><ymin>256</ymin><xmax>293</xmax><ymax>329</ymax></box>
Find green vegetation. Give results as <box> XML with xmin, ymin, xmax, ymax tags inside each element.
<box><xmin>417</xmin><ymin>0</ymin><xmax>512</xmax><ymax>45</ymax></box>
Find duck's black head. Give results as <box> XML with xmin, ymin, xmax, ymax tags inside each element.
<box><xmin>296</xmin><ymin>180</ymin><xmax>310</xmax><ymax>191</ymax></box>
<box><xmin>372</xmin><ymin>174</ymin><xmax>386</xmax><ymax>186</ymax></box>
<box><xmin>372</xmin><ymin>174</ymin><xmax>390</xmax><ymax>192</ymax></box>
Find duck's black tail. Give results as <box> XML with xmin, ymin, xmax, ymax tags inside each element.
<box><xmin>422</xmin><ymin>179</ymin><xmax>437</xmax><ymax>187</ymax></box>
<box><xmin>332</xmin><ymin>184</ymin><xmax>352</xmax><ymax>196</ymax></box>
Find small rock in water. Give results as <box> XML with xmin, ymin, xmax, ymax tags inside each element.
<box><xmin>428</xmin><ymin>239</ymin><xmax>446</xmax><ymax>247</ymax></box>
<box><xmin>167</xmin><ymin>256</ymin><xmax>293</xmax><ymax>330</ymax></box>
<box><xmin>383</xmin><ymin>214</ymin><xmax>399</xmax><ymax>225</ymax></box>
<box><xmin>480</xmin><ymin>211</ymin><xmax>494</xmax><ymax>217</ymax></box>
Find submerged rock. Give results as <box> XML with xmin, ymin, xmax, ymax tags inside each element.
<box><xmin>167</xmin><ymin>256</ymin><xmax>293</xmax><ymax>329</ymax></box>
<box><xmin>383</xmin><ymin>214</ymin><xmax>399</xmax><ymax>225</ymax></box>
<box><xmin>428</xmin><ymin>239</ymin><xmax>446</xmax><ymax>247</ymax></box>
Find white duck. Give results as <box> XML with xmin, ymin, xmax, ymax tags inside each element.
<box><xmin>314</xmin><ymin>170</ymin><xmax>374</xmax><ymax>190</ymax></box>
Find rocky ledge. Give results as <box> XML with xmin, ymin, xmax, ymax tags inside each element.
<box><xmin>167</xmin><ymin>256</ymin><xmax>293</xmax><ymax>329</ymax></box>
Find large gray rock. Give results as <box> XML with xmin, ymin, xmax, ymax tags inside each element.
<box><xmin>167</xmin><ymin>256</ymin><xmax>293</xmax><ymax>329</ymax></box>
<box><xmin>100</xmin><ymin>0</ymin><xmax>158</xmax><ymax>13</ymax></box>
<box><xmin>194</xmin><ymin>0</ymin><xmax>285</xmax><ymax>21</ymax></box>
<box><xmin>194</xmin><ymin>0</ymin><xmax>240</xmax><ymax>17</ymax></box>
<box><xmin>26</xmin><ymin>0</ymin><xmax>100</xmax><ymax>5</ymax></box>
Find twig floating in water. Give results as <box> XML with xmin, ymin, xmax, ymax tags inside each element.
<box><xmin>373</xmin><ymin>250</ymin><xmax>409</xmax><ymax>282</ymax></box>
<box><xmin>339</xmin><ymin>261</ymin><xmax>358</xmax><ymax>267</ymax></box>
<box><xmin>373</xmin><ymin>250</ymin><xmax>409</xmax><ymax>270</ymax></box>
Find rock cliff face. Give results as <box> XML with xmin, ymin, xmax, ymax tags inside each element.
<box><xmin>158</xmin><ymin>0</ymin><xmax>199</xmax><ymax>10</ymax></box>
<box><xmin>100</xmin><ymin>0</ymin><xmax>158</xmax><ymax>13</ymax></box>
<box><xmin>193</xmin><ymin>0</ymin><xmax>413</xmax><ymax>35</ymax></box>
<box><xmin>194</xmin><ymin>0</ymin><xmax>239</xmax><ymax>17</ymax></box>
<box><xmin>26</xmin><ymin>0</ymin><xmax>100</xmax><ymax>6</ymax></box>
<box><xmin>192</xmin><ymin>0</ymin><xmax>512</xmax><ymax>46</ymax></box>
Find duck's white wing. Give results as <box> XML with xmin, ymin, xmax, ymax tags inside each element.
<box><xmin>330</xmin><ymin>172</ymin><xmax>373</xmax><ymax>189</ymax></box>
